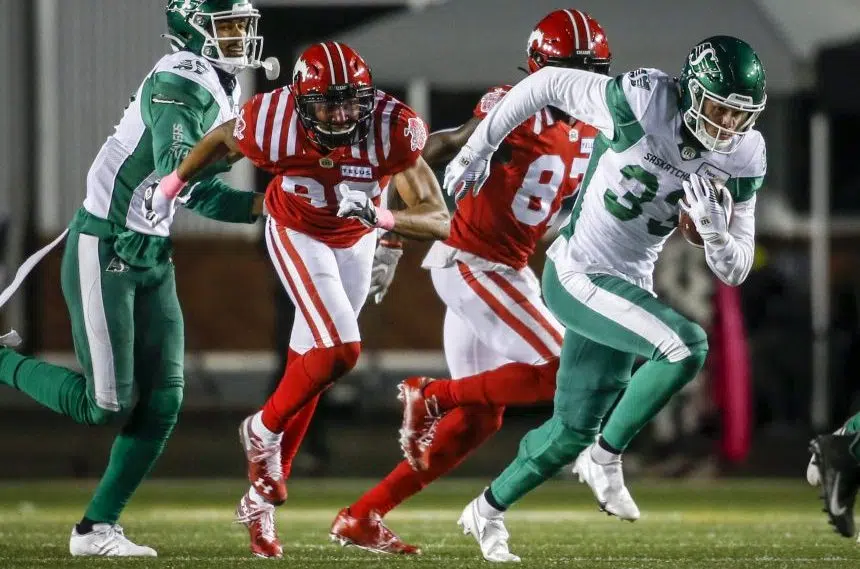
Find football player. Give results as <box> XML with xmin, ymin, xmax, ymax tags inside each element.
<box><xmin>146</xmin><ymin>42</ymin><xmax>449</xmax><ymax>557</ymax></box>
<box><xmin>445</xmin><ymin>35</ymin><xmax>767</xmax><ymax>561</ymax></box>
<box><xmin>329</xmin><ymin>10</ymin><xmax>611</xmax><ymax>557</ymax></box>
<box><xmin>0</xmin><ymin>0</ymin><xmax>269</xmax><ymax>557</ymax></box>
<box><xmin>807</xmin><ymin>415</ymin><xmax>860</xmax><ymax>540</ymax></box>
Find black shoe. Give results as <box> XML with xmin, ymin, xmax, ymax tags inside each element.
<box><xmin>810</xmin><ymin>433</ymin><xmax>860</xmax><ymax>538</ymax></box>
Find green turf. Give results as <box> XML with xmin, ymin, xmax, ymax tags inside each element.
<box><xmin>0</xmin><ymin>479</ymin><xmax>856</xmax><ymax>568</ymax></box>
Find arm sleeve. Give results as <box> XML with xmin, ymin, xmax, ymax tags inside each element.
<box><xmin>704</xmin><ymin>195</ymin><xmax>756</xmax><ymax>287</ymax></box>
<box><xmin>468</xmin><ymin>67</ymin><xmax>615</xmax><ymax>154</ymax></box>
<box><xmin>143</xmin><ymin>71</ymin><xmax>231</xmax><ymax>180</ymax></box>
<box><xmin>704</xmin><ymin>135</ymin><xmax>767</xmax><ymax>286</ymax></box>
<box><xmin>181</xmin><ymin>178</ymin><xmax>259</xmax><ymax>224</ymax></box>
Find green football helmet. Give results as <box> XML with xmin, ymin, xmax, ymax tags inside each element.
<box><xmin>165</xmin><ymin>0</ymin><xmax>263</xmax><ymax>74</ymax></box>
<box><xmin>679</xmin><ymin>35</ymin><xmax>766</xmax><ymax>153</ymax></box>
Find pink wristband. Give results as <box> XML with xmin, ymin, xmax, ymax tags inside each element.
<box><xmin>375</xmin><ymin>207</ymin><xmax>395</xmax><ymax>231</ymax></box>
<box><xmin>160</xmin><ymin>171</ymin><xmax>188</xmax><ymax>199</ymax></box>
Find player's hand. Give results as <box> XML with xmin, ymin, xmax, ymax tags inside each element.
<box><xmin>680</xmin><ymin>174</ymin><xmax>731</xmax><ymax>245</ymax></box>
<box><xmin>142</xmin><ymin>183</ymin><xmax>177</xmax><ymax>228</ymax></box>
<box><xmin>335</xmin><ymin>183</ymin><xmax>378</xmax><ymax>227</ymax></box>
<box><xmin>443</xmin><ymin>145</ymin><xmax>491</xmax><ymax>201</ymax></box>
<box><xmin>368</xmin><ymin>238</ymin><xmax>403</xmax><ymax>304</ymax></box>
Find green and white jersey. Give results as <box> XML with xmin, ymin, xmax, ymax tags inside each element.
<box><xmin>82</xmin><ymin>50</ymin><xmax>241</xmax><ymax>237</ymax></box>
<box><xmin>469</xmin><ymin>67</ymin><xmax>767</xmax><ymax>291</ymax></box>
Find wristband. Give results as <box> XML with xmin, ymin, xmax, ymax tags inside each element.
<box><xmin>375</xmin><ymin>207</ymin><xmax>396</xmax><ymax>231</ymax></box>
<box><xmin>160</xmin><ymin>171</ymin><xmax>188</xmax><ymax>199</ymax></box>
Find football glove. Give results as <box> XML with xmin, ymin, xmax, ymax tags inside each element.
<box><xmin>443</xmin><ymin>145</ymin><xmax>491</xmax><ymax>202</ymax></box>
<box><xmin>680</xmin><ymin>173</ymin><xmax>732</xmax><ymax>245</ymax></box>
<box><xmin>335</xmin><ymin>183</ymin><xmax>378</xmax><ymax>228</ymax></box>
<box><xmin>368</xmin><ymin>239</ymin><xmax>403</xmax><ymax>304</ymax></box>
<box><xmin>142</xmin><ymin>183</ymin><xmax>178</xmax><ymax>228</ymax></box>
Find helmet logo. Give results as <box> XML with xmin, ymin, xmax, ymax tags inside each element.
<box><xmin>526</xmin><ymin>29</ymin><xmax>544</xmax><ymax>53</ymax></box>
<box><xmin>404</xmin><ymin>118</ymin><xmax>428</xmax><ymax>152</ymax></box>
<box><xmin>688</xmin><ymin>42</ymin><xmax>723</xmax><ymax>81</ymax></box>
<box><xmin>293</xmin><ymin>58</ymin><xmax>311</xmax><ymax>83</ymax></box>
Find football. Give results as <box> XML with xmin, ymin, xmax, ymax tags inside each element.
<box><xmin>678</xmin><ymin>208</ymin><xmax>704</xmax><ymax>248</ymax></box>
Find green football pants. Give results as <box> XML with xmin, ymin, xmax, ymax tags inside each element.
<box><xmin>0</xmin><ymin>229</ymin><xmax>185</xmax><ymax>523</ymax></box>
<box><xmin>489</xmin><ymin>260</ymin><xmax>708</xmax><ymax>507</ymax></box>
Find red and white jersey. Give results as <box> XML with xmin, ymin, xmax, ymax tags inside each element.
<box><xmin>445</xmin><ymin>85</ymin><xmax>597</xmax><ymax>269</ymax></box>
<box><xmin>235</xmin><ymin>88</ymin><xmax>427</xmax><ymax>247</ymax></box>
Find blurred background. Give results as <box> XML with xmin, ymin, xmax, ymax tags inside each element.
<box><xmin>1</xmin><ymin>0</ymin><xmax>859</xmax><ymax>482</ymax></box>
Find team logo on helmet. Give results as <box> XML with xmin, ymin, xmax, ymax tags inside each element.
<box><xmin>404</xmin><ymin>117</ymin><xmax>427</xmax><ymax>152</ymax></box>
<box><xmin>293</xmin><ymin>58</ymin><xmax>311</xmax><ymax>83</ymax></box>
<box><xmin>526</xmin><ymin>29</ymin><xmax>544</xmax><ymax>54</ymax></box>
<box><xmin>688</xmin><ymin>42</ymin><xmax>723</xmax><ymax>81</ymax></box>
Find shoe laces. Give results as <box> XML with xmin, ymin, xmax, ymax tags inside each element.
<box><xmin>250</xmin><ymin>437</ymin><xmax>283</xmax><ymax>482</ymax></box>
<box><xmin>237</xmin><ymin>499</ymin><xmax>278</xmax><ymax>544</ymax></box>
<box><xmin>416</xmin><ymin>396</ymin><xmax>442</xmax><ymax>452</ymax></box>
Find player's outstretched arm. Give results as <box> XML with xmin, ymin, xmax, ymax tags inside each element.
<box><xmin>467</xmin><ymin>67</ymin><xmax>615</xmax><ymax>156</ymax></box>
<box><xmin>388</xmin><ymin>156</ymin><xmax>450</xmax><ymax>241</ymax></box>
<box><xmin>422</xmin><ymin>117</ymin><xmax>482</xmax><ymax>169</ymax></box>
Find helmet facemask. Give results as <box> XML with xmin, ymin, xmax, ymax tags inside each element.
<box><xmin>192</xmin><ymin>6</ymin><xmax>263</xmax><ymax>74</ymax></box>
<box><xmin>296</xmin><ymin>85</ymin><xmax>377</xmax><ymax>149</ymax></box>
<box><xmin>683</xmin><ymin>79</ymin><xmax>765</xmax><ymax>153</ymax></box>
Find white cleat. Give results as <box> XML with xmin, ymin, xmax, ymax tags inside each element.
<box><xmin>457</xmin><ymin>498</ymin><xmax>521</xmax><ymax>563</ymax></box>
<box><xmin>69</xmin><ymin>523</ymin><xmax>157</xmax><ymax>557</ymax></box>
<box><xmin>573</xmin><ymin>443</ymin><xmax>640</xmax><ymax>521</ymax></box>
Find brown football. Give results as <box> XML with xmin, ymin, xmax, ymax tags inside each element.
<box><xmin>678</xmin><ymin>207</ymin><xmax>704</xmax><ymax>248</ymax></box>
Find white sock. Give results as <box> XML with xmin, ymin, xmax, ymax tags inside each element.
<box><xmin>476</xmin><ymin>492</ymin><xmax>505</xmax><ymax>519</ymax></box>
<box><xmin>251</xmin><ymin>411</ymin><xmax>281</xmax><ymax>444</ymax></box>
<box><xmin>590</xmin><ymin>439</ymin><xmax>621</xmax><ymax>465</ymax></box>
<box><xmin>248</xmin><ymin>486</ymin><xmax>266</xmax><ymax>504</ymax></box>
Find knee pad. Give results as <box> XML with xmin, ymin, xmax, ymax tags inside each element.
<box><xmin>303</xmin><ymin>342</ymin><xmax>361</xmax><ymax>384</ymax></box>
<box><xmin>133</xmin><ymin>383</ymin><xmax>184</xmax><ymax>439</ymax></box>
<box><xmin>663</xmin><ymin>320</ymin><xmax>709</xmax><ymax>363</ymax></box>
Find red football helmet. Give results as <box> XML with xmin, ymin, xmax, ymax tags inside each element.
<box><xmin>292</xmin><ymin>41</ymin><xmax>376</xmax><ymax>149</ymax></box>
<box><xmin>527</xmin><ymin>9</ymin><xmax>611</xmax><ymax>75</ymax></box>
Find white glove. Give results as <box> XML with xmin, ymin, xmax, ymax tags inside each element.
<box><xmin>142</xmin><ymin>183</ymin><xmax>177</xmax><ymax>228</ymax></box>
<box><xmin>443</xmin><ymin>145</ymin><xmax>491</xmax><ymax>202</ymax></box>
<box><xmin>335</xmin><ymin>183</ymin><xmax>378</xmax><ymax>227</ymax></box>
<box><xmin>368</xmin><ymin>239</ymin><xmax>403</xmax><ymax>304</ymax></box>
<box><xmin>680</xmin><ymin>174</ymin><xmax>732</xmax><ymax>245</ymax></box>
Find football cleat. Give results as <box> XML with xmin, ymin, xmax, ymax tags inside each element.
<box><xmin>330</xmin><ymin>508</ymin><xmax>421</xmax><ymax>555</ymax></box>
<box><xmin>235</xmin><ymin>489</ymin><xmax>283</xmax><ymax>558</ymax></box>
<box><xmin>397</xmin><ymin>376</ymin><xmax>443</xmax><ymax>471</ymax></box>
<box><xmin>239</xmin><ymin>414</ymin><xmax>287</xmax><ymax>505</ymax></box>
<box><xmin>69</xmin><ymin>523</ymin><xmax>157</xmax><ymax>557</ymax></box>
<box><xmin>810</xmin><ymin>433</ymin><xmax>860</xmax><ymax>538</ymax></box>
<box><xmin>572</xmin><ymin>443</ymin><xmax>640</xmax><ymax>521</ymax></box>
<box><xmin>457</xmin><ymin>498</ymin><xmax>520</xmax><ymax>563</ymax></box>
<box><xmin>807</xmin><ymin>426</ymin><xmax>846</xmax><ymax>487</ymax></box>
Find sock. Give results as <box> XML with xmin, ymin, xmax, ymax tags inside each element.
<box><xmin>601</xmin><ymin>352</ymin><xmax>707</xmax><ymax>452</ymax></box>
<box><xmin>281</xmin><ymin>392</ymin><xmax>323</xmax><ymax>479</ymax></box>
<box><xmin>349</xmin><ymin>407</ymin><xmax>504</xmax><ymax>518</ymax></box>
<box><xmin>83</xmin><ymin>384</ymin><xmax>182</xmax><ymax>524</ymax></box>
<box><xmin>75</xmin><ymin>517</ymin><xmax>97</xmax><ymax>535</ymax></box>
<box><xmin>478</xmin><ymin>488</ymin><xmax>506</xmax><ymax>517</ymax></box>
<box><xmin>261</xmin><ymin>342</ymin><xmax>360</xmax><ymax>433</ymax></box>
<box><xmin>251</xmin><ymin>410</ymin><xmax>280</xmax><ymax>443</ymax></box>
<box><xmin>423</xmin><ymin>360</ymin><xmax>558</xmax><ymax>412</ymax></box>
<box><xmin>590</xmin><ymin>436</ymin><xmax>621</xmax><ymax>464</ymax></box>
<box><xmin>248</xmin><ymin>487</ymin><xmax>266</xmax><ymax>504</ymax></box>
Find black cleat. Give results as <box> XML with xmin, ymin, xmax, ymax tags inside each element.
<box><xmin>810</xmin><ymin>433</ymin><xmax>860</xmax><ymax>538</ymax></box>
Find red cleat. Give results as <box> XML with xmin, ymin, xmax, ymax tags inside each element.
<box><xmin>397</xmin><ymin>376</ymin><xmax>442</xmax><ymax>471</ymax></box>
<box><xmin>239</xmin><ymin>415</ymin><xmax>287</xmax><ymax>505</ymax></box>
<box><xmin>235</xmin><ymin>490</ymin><xmax>283</xmax><ymax>559</ymax></box>
<box><xmin>330</xmin><ymin>508</ymin><xmax>421</xmax><ymax>555</ymax></box>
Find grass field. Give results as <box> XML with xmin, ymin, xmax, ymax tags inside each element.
<box><xmin>0</xmin><ymin>478</ymin><xmax>857</xmax><ymax>568</ymax></box>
